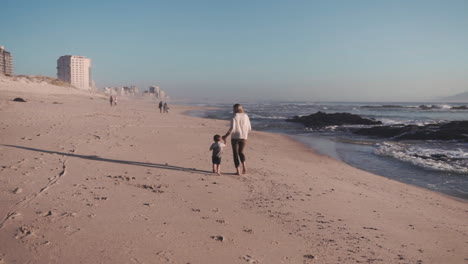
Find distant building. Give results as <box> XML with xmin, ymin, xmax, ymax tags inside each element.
<box><xmin>122</xmin><ymin>86</ymin><xmax>139</xmax><ymax>96</ymax></box>
<box><xmin>0</xmin><ymin>46</ymin><xmax>13</xmax><ymax>75</ymax></box>
<box><xmin>147</xmin><ymin>85</ymin><xmax>168</xmax><ymax>100</ymax></box>
<box><xmin>57</xmin><ymin>55</ymin><xmax>92</xmax><ymax>90</ymax></box>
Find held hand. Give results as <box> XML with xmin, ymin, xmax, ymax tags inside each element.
<box><xmin>222</xmin><ymin>135</ymin><xmax>227</xmax><ymax>141</ymax></box>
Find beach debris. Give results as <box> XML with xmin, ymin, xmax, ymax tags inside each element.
<box><xmin>210</xmin><ymin>235</ymin><xmax>224</xmax><ymax>242</ymax></box>
<box><xmin>303</xmin><ymin>254</ymin><xmax>315</xmax><ymax>259</ymax></box>
<box><xmin>13</xmin><ymin>97</ymin><xmax>27</xmax><ymax>102</ymax></box>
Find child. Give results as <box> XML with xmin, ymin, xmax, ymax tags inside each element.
<box><xmin>209</xmin><ymin>134</ymin><xmax>226</xmax><ymax>175</ymax></box>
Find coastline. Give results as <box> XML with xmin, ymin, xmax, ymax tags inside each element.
<box><xmin>187</xmin><ymin>104</ymin><xmax>468</xmax><ymax>200</ymax></box>
<box><xmin>0</xmin><ymin>88</ymin><xmax>467</xmax><ymax>263</ymax></box>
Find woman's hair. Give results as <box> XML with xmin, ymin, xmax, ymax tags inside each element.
<box><xmin>233</xmin><ymin>104</ymin><xmax>244</xmax><ymax>113</ymax></box>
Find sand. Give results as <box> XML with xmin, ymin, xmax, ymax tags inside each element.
<box><xmin>0</xmin><ymin>78</ymin><xmax>467</xmax><ymax>264</ymax></box>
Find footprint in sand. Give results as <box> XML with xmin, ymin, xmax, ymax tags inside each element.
<box><xmin>210</xmin><ymin>235</ymin><xmax>224</xmax><ymax>242</ymax></box>
<box><xmin>12</xmin><ymin>188</ymin><xmax>23</xmax><ymax>194</ymax></box>
<box><xmin>15</xmin><ymin>226</ymin><xmax>34</xmax><ymax>240</ymax></box>
<box><xmin>241</xmin><ymin>255</ymin><xmax>258</xmax><ymax>263</ymax></box>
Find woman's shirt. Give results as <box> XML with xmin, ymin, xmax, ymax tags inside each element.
<box><xmin>230</xmin><ymin>113</ymin><xmax>251</xmax><ymax>139</ymax></box>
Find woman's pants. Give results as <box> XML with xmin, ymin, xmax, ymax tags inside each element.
<box><xmin>231</xmin><ymin>139</ymin><xmax>247</xmax><ymax>168</ymax></box>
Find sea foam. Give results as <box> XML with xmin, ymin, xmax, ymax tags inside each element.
<box><xmin>375</xmin><ymin>142</ymin><xmax>468</xmax><ymax>174</ymax></box>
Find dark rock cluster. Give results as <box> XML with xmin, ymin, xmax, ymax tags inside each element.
<box><xmin>286</xmin><ymin>111</ymin><xmax>468</xmax><ymax>141</ymax></box>
<box><xmin>286</xmin><ymin>111</ymin><xmax>382</xmax><ymax>128</ymax></box>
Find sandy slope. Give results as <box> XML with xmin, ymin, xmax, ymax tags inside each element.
<box><xmin>0</xmin><ymin>81</ymin><xmax>467</xmax><ymax>264</ymax></box>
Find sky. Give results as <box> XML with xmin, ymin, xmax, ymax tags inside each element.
<box><xmin>1</xmin><ymin>0</ymin><xmax>467</xmax><ymax>102</ymax></box>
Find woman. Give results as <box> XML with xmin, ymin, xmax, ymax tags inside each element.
<box><xmin>222</xmin><ymin>104</ymin><xmax>252</xmax><ymax>175</ymax></box>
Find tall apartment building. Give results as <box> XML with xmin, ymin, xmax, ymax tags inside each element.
<box><xmin>0</xmin><ymin>46</ymin><xmax>14</xmax><ymax>75</ymax></box>
<box><xmin>57</xmin><ymin>55</ymin><xmax>92</xmax><ymax>90</ymax></box>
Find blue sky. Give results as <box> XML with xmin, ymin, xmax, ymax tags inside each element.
<box><xmin>1</xmin><ymin>0</ymin><xmax>467</xmax><ymax>101</ymax></box>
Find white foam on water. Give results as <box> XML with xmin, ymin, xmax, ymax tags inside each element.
<box><xmin>375</xmin><ymin>142</ymin><xmax>468</xmax><ymax>174</ymax></box>
<box><xmin>249</xmin><ymin>114</ymin><xmax>287</xmax><ymax>119</ymax></box>
<box><xmin>377</xmin><ymin>118</ymin><xmax>443</xmax><ymax>126</ymax></box>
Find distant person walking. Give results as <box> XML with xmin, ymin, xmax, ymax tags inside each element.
<box><xmin>109</xmin><ymin>95</ymin><xmax>114</xmax><ymax>107</ymax></box>
<box><xmin>163</xmin><ymin>102</ymin><xmax>169</xmax><ymax>113</ymax></box>
<box><xmin>113</xmin><ymin>96</ymin><xmax>118</xmax><ymax>106</ymax></box>
<box><xmin>159</xmin><ymin>101</ymin><xmax>163</xmax><ymax>113</ymax></box>
<box><xmin>222</xmin><ymin>104</ymin><xmax>251</xmax><ymax>175</ymax></box>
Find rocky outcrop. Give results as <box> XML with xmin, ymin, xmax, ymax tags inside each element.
<box><xmin>286</xmin><ymin>111</ymin><xmax>382</xmax><ymax>128</ymax></box>
<box><xmin>451</xmin><ymin>105</ymin><xmax>468</xmax><ymax>110</ymax></box>
<box><xmin>353</xmin><ymin>121</ymin><xmax>468</xmax><ymax>141</ymax></box>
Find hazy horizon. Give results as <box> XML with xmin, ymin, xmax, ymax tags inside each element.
<box><xmin>1</xmin><ymin>0</ymin><xmax>467</xmax><ymax>102</ymax></box>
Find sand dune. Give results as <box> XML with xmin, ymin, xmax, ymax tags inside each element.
<box><xmin>0</xmin><ymin>79</ymin><xmax>467</xmax><ymax>263</ymax></box>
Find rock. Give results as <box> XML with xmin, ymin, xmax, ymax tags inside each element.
<box><xmin>353</xmin><ymin>121</ymin><xmax>468</xmax><ymax>141</ymax></box>
<box><xmin>286</xmin><ymin>111</ymin><xmax>381</xmax><ymax>128</ymax></box>
<box><xmin>13</xmin><ymin>188</ymin><xmax>23</xmax><ymax>194</ymax></box>
<box><xmin>13</xmin><ymin>97</ymin><xmax>27</xmax><ymax>102</ymax></box>
<box><xmin>419</xmin><ymin>105</ymin><xmax>436</xmax><ymax>110</ymax></box>
<box><xmin>451</xmin><ymin>105</ymin><xmax>468</xmax><ymax>110</ymax></box>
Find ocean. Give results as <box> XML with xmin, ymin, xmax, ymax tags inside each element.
<box><xmin>187</xmin><ymin>102</ymin><xmax>468</xmax><ymax>200</ymax></box>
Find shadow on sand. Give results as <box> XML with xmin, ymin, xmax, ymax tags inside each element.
<box><xmin>2</xmin><ymin>144</ymin><xmax>213</xmax><ymax>175</ymax></box>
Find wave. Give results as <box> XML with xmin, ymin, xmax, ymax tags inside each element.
<box><xmin>249</xmin><ymin>114</ymin><xmax>288</xmax><ymax>120</ymax></box>
<box><xmin>375</xmin><ymin>142</ymin><xmax>468</xmax><ymax>174</ymax></box>
<box><xmin>377</xmin><ymin>118</ymin><xmax>442</xmax><ymax>126</ymax></box>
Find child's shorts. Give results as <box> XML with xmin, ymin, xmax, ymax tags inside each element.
<box><xmin>212</xmin><ymin>156</ymin><xmax>221</xmax><ymax>165</ymax></box>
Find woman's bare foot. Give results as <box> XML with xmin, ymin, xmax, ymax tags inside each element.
<box><xmin>235</xmin><ymin>168</ymin><xmax>241</xmax><ymax>175</ymax></box>
<box><xmin>241</xmin><ymin>162</ymin><xmax>247</xmax><ymax>174</ymax></box>
<box><xmin>217</xmin><ymin>172</ymin><xmax>221</xmax><ymax>176</ymax></box>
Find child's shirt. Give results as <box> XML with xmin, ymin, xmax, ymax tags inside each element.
<box><xmin>210</xmin><ymin>142</ymin><xmax>226</xmax><ymax>158</ymax></box>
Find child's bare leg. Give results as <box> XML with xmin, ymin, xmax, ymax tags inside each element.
<box><xmin>217</xmin><ymin>164</ymin><xmax>221</xmax><ymax>175</ymax></box>
<box><xmin>242</xmin><ymin>162</ymin><xmax>247</xmax><ymax>174</ymax></box>
<box><xmin>212</xmin><ymin>164</ymin><xmax>216</xmax><ymax>173</ymax></box>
